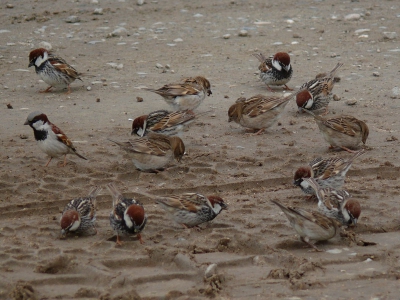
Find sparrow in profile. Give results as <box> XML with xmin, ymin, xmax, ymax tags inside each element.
<box><xmin>60</xmin><ymin>186</ymin><xmax>102</xmax><ymax>237</ymax></box>
<box><xmin>294</xmin><ymin>149</ymin><xmax>365</xmax><ymax>195</ymax></box>
<box><xmin>303</xmin><ymin>178</ymin><xmax>360</xmax><ymax>226</ymax></box>
<box><xmin>24</xmin><ymin>111</ymin><xmax>87</xmax><ymax>167</ymax></box>
<box><xmin>108</xmin><ymin>132</ymin><xmax>185</xmax><ymax>172</ymax></box>
<box><xmin>107</xmin><ymin>183</ymin><xmax>147</xmax><ymax>245</ymax></box>
<box><xmin>303</xmin><ymin>110</ymin><xmax>369</xmax><ymax>153</ymax></box>
<box><xmin>271</xmin><ymin>200</ymin><xmax>338</xmax><ymax>251</ymax></box>
<box><xmin>296</xmin><ymin>63</ymin><xmax>344</xmax><ymax>115</ymax></box>
<box><xmin>156</xmin><ymin>193</ymin><xmax>227</xmax><ymax>228</ymax></box>
<box><xmin>253</xmin><ymin>52</ymin><xmax>293</xmax><ymax>92</ymax></box>
<box><xmin>28</xmin><ymin>48</ymin><xmax>82</xmax><ymax>94</ymax></box>
<box><xmin>131</xmin><ymin>109</ymin><xmax>196</xmax><ymax>137</ymax></box>
<box><xmin>228</xmin><ymin>91</ymin><xmax>297</xmax><ymax>135</ymax></box>
<box><xmin>143</xmin><ymin>76</ymin><xmax>212</xmax><ymax>111</ymax></box>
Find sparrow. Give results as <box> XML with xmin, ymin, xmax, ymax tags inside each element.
<box><xmin>294</xmin><ymin>149</ymin><xmax>365</xmax><ymax>195</ymax></box>
<box><xmin>296</xmin><ymin>63</ymin><xmax>344</xmax><ymax>115</ymax></box>
<box><xmin>253</xmin><ymin>52</ymin><xmax>293</xmax><ymax>92</ymax></box>
<box><xmin>108</xmin><ymin>132</ymin><xmax>185</xmax><ymax>172</ymax></box>
<box><xmin>143</xmin><ymin>76</ymin><xmax>212</xmax><ymax>111</ymax></box>
<box><xmin>271</xmin><ymin>200</ymin><xmax>338</xmax><ymax>251</ymax></box>
<box><xmin>60</xmin><ymin>186</ymin><xmax>102</xmax><ymax>237</ymax></box>
<box><xmin>28</xmin><ymin>48</ymin><xmax>82</xmax><ymax>94</ymax></box>
<box><xmin>302</xmin><ymin>178</ymin><xmax>360</xmax><ymax>226</ymax></box>
<box><xmin>131</xmin><ymin>109</ymin><xmax>196</xmax><ymax>137</ymax></box>
<box><xmin>156</xmin><ymin>193</ymin><xmax>227</xmax><ymax>228</ymax></box>
<box><xmin>107</xmin><ymin>183</ymin><xmax>147</xmax><ymax>245</ymax></box>
<box><xmin>302</xmin><ymin>109</ymin><xmax>369</xmax><ymax>153</ymax></box>
<box><xmin>228</xmin><ymin>90</ymin><xmax>299</xmax><ymax>135</ymax></box>
<box><xmin>24</xmin><ymin>111</ymin><xmax>87</xmax><ymax>167</ymax></box>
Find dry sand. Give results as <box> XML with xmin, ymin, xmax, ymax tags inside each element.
<box><xmin>1</xmin><ymin>0</ymin><xmax>400</xmax><ymax>299</ymax></box>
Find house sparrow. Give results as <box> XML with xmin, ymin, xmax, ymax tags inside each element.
<box><xmin>296</xmin><ymin>63</ymin><xmax>344</xmax><ymax>115</ymax></box>
<box><xmin>24</xmin><ymin>111</ymin><xmax>87</xmax><ymax>167</ymax></box>
<box><xmin>60</xmin><ymin>186</ymin><xmax>102</xmax><ymax>237</ymax></box>
<box><xmin>143</xmin><ymin>76</ymin><xmax>212</xmax><ymax>111</ymax></box>
<box><xmin>107</xmin><ymin>183</ymin><xmax>147</xmax><ymax>245</ymax></box>
<box><xmin>28</xmin><ymin>48</ymin><xmax>82</xmax><ymax>94</ymax></box>
<box><xmin>156</xmin><ymin>193</ymin><xmax>227</xmax><ymax>228</ymax></box>
<box><xmin>302</xmin><ymin>178</ymin><xmax>360</xmax><ymax>226</ymax></box>
<box><xmin>271</xmin><ymin>200</ymin><xmax>338</xmax><ymax>251</ymax></box>
<box><xmin>131</xmin><ymin>109</ymin><xmax>196</xmax><ymax>137</ymax></box>
<box><xmin>108</xmin><ymin>132</ymin><xmax>185</xmax><ymax>172</ymax></box>
<box><xmin>228</xmin><ymin>90</ymin><xmax>298</xmax><ymax>135</ymax></box>
<box><xmin>302</xmin><ymin>109</ymin><xmax>369</xmax><ymax>153</ymax></box>
<box><xmin>253</xmin><ymin>52</ymin><xmax>293</xmax><ymax>92</ymax></box>
<box><xmin>294</xmin><ymin>149</ymin><xmax>365</xmax><ymax>195</ymax></box>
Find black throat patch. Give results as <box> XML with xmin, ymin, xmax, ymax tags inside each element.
<box><xmin>33</xmin><ymin>129</ymin><xmax>48</xmax><ymax>141</ymax></box>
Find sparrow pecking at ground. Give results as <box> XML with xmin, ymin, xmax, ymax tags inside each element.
<box><xmin>296</xmin><ymin>62</ymin><xmax>344</xmax><ymax>115</ymax></box>
<box><xmin>303</xmin><ymin>178</ymin><xmax>361</xmax><ymax>226</ymax></box>
<box><xmin>253</xmin><ymin>52</ymin><xmax>293</xmax><ymax>92</ymax></box>
<box><xmin>60</xmin><ymin>186</ymin><xmax>102</xmax><ymax>237</ymax></box>
<box><xmin>271</xmin><ymin>200</ymin><xmax>338</xmax><ymax>251</ymax></box>
<box><xmin>302</xmin><ymin>109</ymin><xmax>369</xmax><ymax>153</ymax></box>
<box><xmin>143</xmin><ymin>76</ymin><xmax>212</xmax><ymax>111</ymax></box>
<box><xmin>294</xmin><ymin>149</ymin><xmax>365</xmax><ymax>195</ymax></box>
<box><xmin>28</xmin><ymin>48</ymin><xmax>83</xmax><ymax>94</ymax></box>
<box><xmin>228</xmin><ymin>91</ymin><xmax>298</xmax><ymax>135</ymax></box>
<box><xmin>156</xmin><ymin>193</ymin><xmax>227</xmax><ymax>228</ymax></box>
<box><xmin>131</xmin><ymin>109</ymin><xmax>196</xmax><ymax>137</ymax></box>
<box><xmin>107</xmin><ymin>183</ymin><xmax>147</xmax><ymax>245</ymax></box>
<box><xmin>108</xmin><ymin>132</ymin><xmax>185</xmax><ymax>172</ymax></box>
<box><xmin>24</xmin><ymin>111</ymin><xmax>87</xmax><ymax>167</ymax></box>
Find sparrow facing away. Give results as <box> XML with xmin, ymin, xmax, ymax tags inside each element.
<box><xmin>302</xmin><ymin>109</ymin><xmax>369</xmax><ymax>153</ymax></box>
<box><xmin>143</xmin><ymin>76</ymin><xmax>212</xmax><ymax>111</ymax></box>
<box><xmin>28</xmin><ymin>48</ymin><xmax>82</xmax><ymax>94</ymax></box>
<box><xmin>253</xmin><ymin>52</ymin><xmax>293</xmax><ymax>92</ymax></box>
<box><xmin>24</xmin><ymin>111</ymin><xmax>87</xmax><ymax>167</ymax></box>
<box><xmin>294</xmin><ymin>149</ymin><xmax>365</xmax><ymax>195</ymax></box>
<box><xmin>131</xmin><ymin>109</ymin><xmax>196</xmax><ymax>137</ymax></box>
<box><xmin>107</xmin><ymin>183</ymin><xmax>147</xmax><ymax>245</ymax></box>
<box><xmin>303</xmin><ymin>178</ymin><xmax>360</xmax><ymax>226</ymax></box>
<box><xmin>228</xmin><ymin>91</ymin><xmax>297</xmax><ymax>135</ymax></box>
<box><xmin>271</xmin><ymin>200</ymin><xmax>338</xmax><ymax>251</ymax></box>
<box><xmin>296</xmin><ymin>63</ymin><xmax>344</xmax><ymax>115</ymax></box>
<box><xmin>60</xmin><ymin>186</ymin><xmax>102</xmax><ymax>237</ymax></box>
<box><xmin>109</xmin><ymin>132</ymin><xmax>185</xmax><ymax>172</ymax></box>
<box><xmin>156</xmin><ymin>193</ymin><xmax>227</xmax><ymax>228</ymax></box>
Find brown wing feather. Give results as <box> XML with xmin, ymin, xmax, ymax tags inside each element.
<box><xmin>48</xmin><ymin>56</ymin><xmax>81</xmax><ymax>80</ymax></box>
<box><xmin>150</xmin><ymin>110</ymin><xmax>195</xmax><ymax>131</ymax></box>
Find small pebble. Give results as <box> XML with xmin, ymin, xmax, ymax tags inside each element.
<box><xmin>383</xmin><ymin>32</ymin><xmax>397</xmax><ymax>40</ymax></box>
<box><xmin>137</xmin><ymin>0</ymin><xmax>144</xmax><ymax>5</ymax></box>
<box><xmin>372</xmin><ymin>72</ymin><xmax>380</xmax><ymax>77</ymax></box>
<box><xmin>93</xmin><ymin>8</ymin><xmax>103</xmax><ymax>15</ymax></box>
<box><xmin>173</xmin><ymin>38</ymin><xmax>183</xmax><ymax>42</ymax></box>
<box><xmin>19</xmin><ymin>134</ymin><xmax>28</xmax><ymax>139</ymax></box>
<box><xmin>156</xmin><ymin>63</ymin><xmax>163</xmax><ymax>69</ymax></box>
<box><xmin>293</xmin><ymin>34</ymin><xmax>301</xmax><ymax>38</ymax></box>
<box><xmin>205</xmin><ymin>264</ymin><xmax>217</xmax><ymax>278</ymax></box>
<box><xmin>345</xmin><ymin>13</ymin><xmax>361</xmax><ymax>21</ymax></box>
<box><xmin>346</xmin><ymin>99</ymin><xmax>357</xmax><ymax>106</ymax></box>
<box><xmin>6</xmin><ymin>103</ymin><xmax>13</xmax><ymax>109</ymax></box>
<box><xmin>65</xmin><ymin>15</ymin><xmax>80</xmax><ymax>23</ymax></box>
<box><xmin>109</xmin><ymin>27</ymin><xmax>128</xmax><ymax>37</ymax></box>
<box><xmin>333</xmin><ymin>94</ymin><xmax>341</xmax><ymax>101</ymax></box>
<box><xmin>86</xmin><ymin>86</ymin><xmax>92</xmax><ymax>91</ymax></box>
<box><xmin>238</xmin><ymin>30</ymin><xmax>248</xmax><ymax>37</ymax></box>
<box><xmin>223</xmin><ymin>34</ymin><xmax>231</xmax><ymax>39</ymax></box>
<box><xmin>136</xmin><ymin>97</ymin><xmax>143</xmax><ymax>102</ymax></box>
<box><xmin>6</xmin><ymin>3</ymin><xmax>14</xmax><ymax>8</ymax></box>
<box><xmin>96</xmin><ymin>98</ymin><xmax>100</xmax><ymax>102</ymax></box>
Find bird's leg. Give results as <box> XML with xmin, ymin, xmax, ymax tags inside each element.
<box><xmin>251</xmin><ymin>128</ymin><xmax>266</xmax><ymax>136</ymax></box>
<box><xmin>65</xmin><ymin>85</ymin><xmax>72</xmax><ymax>95</ymax></box>
<box><xmin>115</xmin><ymin>234</ymin><xmax>123</xmax><ymax>246</ymax></box>
<box><xmin>44</xmin><ymin>157</ymin><xmax>53</xmax><ymax>167</ymax></box>
<box><xmin>321</xmin><ymin>107</ymin><xmax>329</xmax><ymax>116</ymax></box>
<box><xmin>340</xmin><ymin>146</ymin><xmax>358</xmax><ymax>153</ymax></box>
<box><xmin>265</xmin><ymin>84</ymin><xmax>275</xmax><ymax>92</ymax></box>
<box><xmin>137</xmin><ymin>233</ymin><xmax>145</xmax><ymax>244</ymax></box>
<box><xmin>301</xmin><ymin>237</ymin><xmax>322</xmax><ymax>252</ymax></box>
<box><xmin>40</xmin><ymin>86</ymin><xmax>53</xmax><ymax>93</ymax></box>
<box><xmin>61</xmin><ymin>154</ymin><xmax>68</xmax><ymax>167</ymax></box>
<box><xmin>284</xmin><ymin>84</ymin><xmax>293</xmax><ymax>91</ymax></box>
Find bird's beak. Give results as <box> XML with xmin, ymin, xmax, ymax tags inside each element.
<box><xmin>24</xmin><ymin>120</ymin><xmax>29</xmax><ymax>125</ymax></box>
<box><xmin>28</xmin><ymin>60</ymin><xmax>34</xmax><ymax>68</ymax></box>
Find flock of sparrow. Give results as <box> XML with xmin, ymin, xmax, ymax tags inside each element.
<box><xmin>24</xmin><ymin>47</ymin><xmax>369</xmax><ymax>250</ymax></box>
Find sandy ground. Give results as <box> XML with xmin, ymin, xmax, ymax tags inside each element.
<box><xmin>1</xmin><ymin>0</ymin><xmax>400</xmax><ymax>299</ymax></box>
